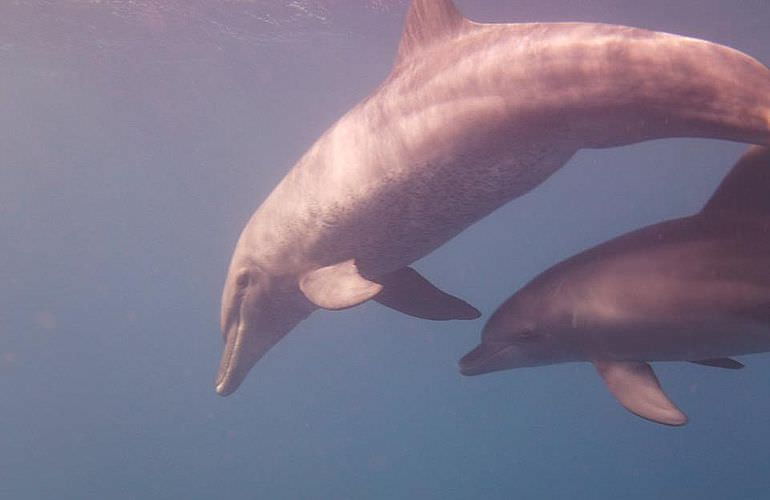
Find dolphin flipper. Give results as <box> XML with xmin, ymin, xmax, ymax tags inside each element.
<box><xmin>373</xmin><ymin>267</ymin><xmax>481</xmax><ymax>320</ymax></box>
<box><xmin>594</xmin><ymin>360</ymin><xmax>688</xmax><ymax>426</ymax></box>
<box><xmin>300</xmin><ymin>259</ymin><xmax>383</xmax><ymax>310</ymax></box>
<box><xmin>690</xmin><ymin>358</ymin><xmax>745</xmax><ymax>369</ymax></box>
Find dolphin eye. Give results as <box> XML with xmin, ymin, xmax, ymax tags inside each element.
<box><xmin>236</xmin><ymin>271</ymin><xmax>250</xmax><ymax>288</ymax></box>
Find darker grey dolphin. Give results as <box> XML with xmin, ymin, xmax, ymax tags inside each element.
<box><xmin>217</xmin><ymin>0</ymin><xmax>770</xmax><ymax>395</ymax></box>
<box><xmin>461</xmin><ymin>146</ymin><xmax>770</xmax><ymax>426</ymax></box>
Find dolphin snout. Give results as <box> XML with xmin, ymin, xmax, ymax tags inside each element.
<box><xmin>459</xmin><ymin>343</ymin><xmax>513</xmax><ymax>376</ymax></box>
<box><xmin>215</xmin><ymin>377</ymin><xmax>238</xmax><ymax>397</ymax></box>
<box><xmin>216</xmin><ymin>318</ymin><xmax>292</xmax><ymax>396</ymax></box>
<box><xmin>215</xmin><ymin>327</ymin><xmax>248</xmax><ymax>396</ymax></box>
<box><xmin>215</xmin><ymin>321</ymin><xmax>262</xmax><ymax>397</ymax></box>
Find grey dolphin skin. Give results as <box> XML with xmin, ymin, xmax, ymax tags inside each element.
<box><xmin>461</xmin><ymin>146</ymin><xmax>770</xmax><ymax>426</ymax></box>
<box><xmin>217</xmin><ymin>0</ymin><xmax>770</xmax><ymax>395</ymax></box>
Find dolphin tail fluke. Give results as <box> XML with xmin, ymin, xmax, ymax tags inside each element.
<box><xmin>373</xmin><ymin>266</ymin><xmax>481</xmax><ymax>320</ymax></box>
<box><xmin>594</xmin><ymin>360</ymin><xmax>688</xmax><ymax>426</ymax></box>
<box><xmin>700</xmin><ymin>146</ymin><xmax>770</xmax><ymax>215</ymax></box>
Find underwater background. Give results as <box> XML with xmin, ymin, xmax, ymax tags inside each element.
<box><xmin>2</xmin><ymin>1</ymin><xmax>770</xmax><ymax>498</ymax></box>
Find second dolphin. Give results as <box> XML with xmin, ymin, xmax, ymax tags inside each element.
<box><xmin>461</xmin><ymin>146</ymin><xmax>770</xmax><ymax>426</ymax></box>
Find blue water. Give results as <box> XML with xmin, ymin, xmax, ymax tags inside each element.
<box><xmin>2</xmin><ymin>1</ymin><xmax>769</xmax><ymax>498</ymax></box>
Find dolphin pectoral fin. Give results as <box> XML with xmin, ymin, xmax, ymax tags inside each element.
<box><xmin>690</xmin><ymin>358</ymin><xmax>745</xmax><ymax>369</ymax></box>
<box><xmin>299</xmin><ymin>259</ymin><xmax>383</xmax><ymax>310</ymax></box>
<box><xmin>593</xmin><ymin>360</ymin><xmax>688</xmax><ymax>427</ymax></box>
<box><xmin>373</xmin><ymin>267</ymin><xmax>481</xmax><ymax>320</ymax></box>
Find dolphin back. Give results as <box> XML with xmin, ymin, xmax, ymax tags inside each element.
<box><xmin>701</xmin><ymin>146</ymin><xmax>770</xmax><ymax>215</ymax></box>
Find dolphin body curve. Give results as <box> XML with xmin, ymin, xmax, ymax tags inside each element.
<box><xmin>217</xmin><ymin>0</ymin><xmax>770</xmax><ymax>395</ymax></box>
<box><xmin>461</xmin><ymin>146</ymin><xmax>770</xmax><ymax>426</ymax></box>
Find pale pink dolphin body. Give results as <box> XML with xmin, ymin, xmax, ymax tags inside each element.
<box><xmin>461</xmin><ymin>147</ymin><xmax>770</xmax><ymax>426</ymax></box>
<box><xmin>217</xmin><ymin>0</ymin><xmax>770</xmax><ymax>395</ymax></box>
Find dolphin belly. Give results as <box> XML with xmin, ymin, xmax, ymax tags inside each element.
<box><xmin>316</xmin><ymin>144</ymin><xmax>577</xmax><ymax>279</ymax></box>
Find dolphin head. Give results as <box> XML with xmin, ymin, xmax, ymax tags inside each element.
<box><xmin>216</xmin><ymin>254</ymin><xmax>314</xmax><ymax>396</ymax></box>
<box><xmin>459</xmin><ymin>288</ymin><xmax>578</xmax><ymax>376</ymax></box>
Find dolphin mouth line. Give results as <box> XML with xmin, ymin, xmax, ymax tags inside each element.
<box><xmin>459</xmin><ymin>343</ymin><xmax>515</xmax><ymax>376</ymax></box>
<box><xmin>215</xmin><ymin>316</ymin><xmax>245</xmax><ymax>396</ymax></box>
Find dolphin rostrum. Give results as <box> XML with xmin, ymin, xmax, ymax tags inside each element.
<box><xmin>217</xmin><ymin>0</ymin><xmax>770</xmax><ymax>395</ymax></box>
<box><xmin>460</xmin><ymin>146</ymin><xmax>770</xmax><ymax>426</ymax></box>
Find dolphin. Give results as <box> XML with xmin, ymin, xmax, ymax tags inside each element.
<box><xmin>460</xmin><ymin>146</ymin><xmax>770</xmax><ymax>426</ymax></box>
<box><xmin>217</xmin><ymin>0</ymin><xmax>770</xmax><ymax>395</ymax></box>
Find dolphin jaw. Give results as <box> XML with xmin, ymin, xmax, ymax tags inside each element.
<box><xmin>215</xmin><ymin>320</ymin><xmax>248</xmax><ymax>396</ymax></box>
<box><xmin>459</xmin><ymin>343</ymin><xmax>516</xmax><ymax>376</ymax></box>
<box><xmin>215</xmin><ymin>306</ymin><xmax>268</xmax><ymax>396</ymax></box>
<box><xmin>215</xmin><ymin>288</ymin><xmax>315</xmax><ymax>396</ymax></box>
<box><xmin>215</xmin><ymin>318</ymin><xmax>280</xmax><ymax>396</ymax></box>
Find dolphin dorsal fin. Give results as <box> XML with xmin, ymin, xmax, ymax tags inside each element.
<box><xmin>701</xmin><ymin>146</ymin><xmax>770</xmax><ymax>215</ymax></box>
<box><xmin>395</xmin><ymin>0</ymin><xmax>469</xmax><ymax>66</ymax></box>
